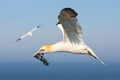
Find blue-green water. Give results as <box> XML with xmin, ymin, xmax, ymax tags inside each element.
<box><xmin>0</xmin><ymin>62</ymin><xmax>120</xmax><ymax>80</ymax></box>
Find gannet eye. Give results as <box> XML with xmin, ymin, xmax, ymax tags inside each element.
<box><xmin>39</xmin><ymin>49</ymin><xmax>45</xmax><ymax>54</ymax></box>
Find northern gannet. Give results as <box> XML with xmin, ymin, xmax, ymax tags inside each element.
<box><xmin>16</xmin><ymin>25</ymin><xmax>41</xmax><ymax>42</ymax></box>
<box><xmin>34</xmin><ymin>8</ymin><xmax>105</xmax><ymax>66</ymax></box>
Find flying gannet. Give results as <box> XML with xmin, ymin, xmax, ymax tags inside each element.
<box><xmin>16</xmin><ymin>25</ymin><xmax>41</xmax><ymax>42</ymax></box>
<box><xmin>34</xmin><ymin>8</ymin><xmax>105</xmax><ymax>66</ymax></box>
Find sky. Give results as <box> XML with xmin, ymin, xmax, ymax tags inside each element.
<box><xmin>0</xmin><ymin>0</ymin><xmax>120</xmax><ymax>63</ymax></box>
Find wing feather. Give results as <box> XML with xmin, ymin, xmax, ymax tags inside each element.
<box><xmin>58</xmin><ymin>8</ymin><xmax>84</xmax><ymax>46</ymax></box>
<box><xmin>57</xmin><ymin>23</ymin><xmax>69</xmax><ymax>42</ymax></box>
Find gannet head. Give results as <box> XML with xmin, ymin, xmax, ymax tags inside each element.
<box><xmin>40</xmin><ymin>45</ymin><xmax>52</xmax><ymax>53</ymax></box>
<box><xmin>33</xmin><ymin>45</ymin><xmax>52</xmax><ymax>58</ymax></box>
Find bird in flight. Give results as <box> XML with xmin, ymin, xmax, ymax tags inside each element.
<box><xmin>34</xmin><ymin>8</ymin><xmax>105</xmax><ymax>66</ymax></box>
<box><xmin>16</xmin><ymin>25</ymin><xmax>41</xmax><ymax>42</ymax></box>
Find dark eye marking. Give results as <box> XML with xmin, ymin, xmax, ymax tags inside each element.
<box><xmin>40</xmin><ymin>49</ymin><xmax>45</xmax><ymax>51</ymax></box>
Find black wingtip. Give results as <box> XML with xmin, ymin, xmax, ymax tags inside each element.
<box><xmin>37</xmin><ymin>25</ymin><xmax>41</xmax><ymax>28</ymax></box>
<box><xmin>56</xmin><ymin>22</ymin><xmax>60</xmax><ymax>25</ymax></box>
<box><xmin>58</xmin><ymin>8</ymin><xmax>78</xmax><ymax>18</ymax></box>
<box><xmin>62</xmin><ymin>8</ymin><xmax>78</xmax><ymax>16</ymax></box>
<box><xmin>15</xmin><ymin>38</ymin><xmax>21</xmax><ymax>42</ymax></box>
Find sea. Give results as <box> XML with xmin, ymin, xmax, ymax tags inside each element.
<box><xmin>0</xmin><ymin>62</ymin><xmax>120</xmax><ymax>80</ymax></box>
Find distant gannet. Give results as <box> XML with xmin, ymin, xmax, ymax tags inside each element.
<box><xmin>34</xmin><ymin>8</ymin><xmax>105</xmax><ymax>65</ymax></box>
<box><xmin>16</xmin><ymin>25</ymin><xmax>41</xmax><ymax>42</ymax></box>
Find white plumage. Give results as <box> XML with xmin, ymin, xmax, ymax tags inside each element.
<box><xmin>34</xmin><ymin>8</ymin><xmax>105</xmax><ymax>65</ymax></box>
<box><xmin>16</xmin><ymin>25</ymin><xmax>41</xmax><ymax>42</ymax></box>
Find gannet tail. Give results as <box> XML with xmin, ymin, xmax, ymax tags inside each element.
<box><xmin>95</xmin><ymin>56</ymin><xmax>105</xmax><ymax>65</ymax></box>
<box><xmin>88</xmin><ymin>49</ymin><xmax>105</xmax><ymax>65</ymax></box>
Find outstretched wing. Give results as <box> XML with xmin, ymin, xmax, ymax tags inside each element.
<box><xmin>57</xmin><ymin>22</ymin><xmax>69</xmax><ymax>42</ymax></box>
<box><xmin>30</xmin><ymin>25</ymin><xmax>41</xmax><ymax>33</ymax></box>
<box><xmin>16</xmin><ymin>33</ymin><xmax>29</xmax><ymax>42</ymax></box>
<box><xmin>58</xmin><ymin>8</ymin><xmax>84</xmax><ymax>46</ymax></box>
<box><xmin>16</xmin><ymin>25</ymin><xmax>41</xmax><ymax>42</ymax></box>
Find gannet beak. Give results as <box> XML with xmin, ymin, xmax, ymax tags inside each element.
<box><xmin>33</xmin><ymin>51</ymin><xmax>40</xmax><ymax>58</ymax></box>
<box><xmin>33</xmin><ymin>50</ymin><xmax>44</xmax><ymax>58</ymax></box>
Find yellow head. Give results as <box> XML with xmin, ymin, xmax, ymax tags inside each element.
<box><xmin>39</xmin><ymin>45</ymin><xmax>52</xmax><ymax>53</ymax></box>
